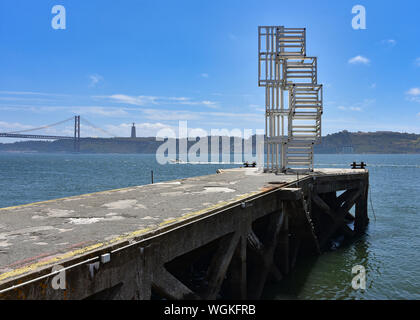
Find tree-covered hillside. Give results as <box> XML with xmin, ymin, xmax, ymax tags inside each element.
<box><xmin>315</xmin><ymin>131</ymin><xmax>420</xmax><ymax>154</ymax></box>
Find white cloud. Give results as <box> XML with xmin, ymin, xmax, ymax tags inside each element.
<box><xmin>168</xmin><ymin>97</ymin><xmax>190</xmax><ymax>102</ymax></box>
<box><xmin>338</xmin><ymin>106</ymin><xmax>361</xmax><ymax>111</ymax></box>
<box><xmin>70</xmin><ymin>106</ymin><xmax>128</xmax><ymax>117</ymax></box>
<box><xmin>406</xmin><ymin>87</ymin><xmax>420</xmax><ymax>103</ymax></box>
<box><xmin>103</xmin><ymin>94</ymin><xmax>159</xmax><ymax>106</ymax></box>
<box><xmin>228</xmin><ymin>33</ymin><xmax>237</xmax><ymax>40</ymax></box>
<box><xmin>406</xmin><ymin>88</ymin><xmax>420</xmax><ymax>96</ymax></box>
<box><xmin>141</xmin><ymin>107</ymin><xmax>262</xmax><ymax>124</ymax></box>
<box><xmin>381</xmin><ymin>39</ymin><xmax>396</xmax><ymax>46</ymax></box>
<box><xmin>0</xmin><ymin>121</ymin><xmax>33</xmax><ymax>131</ymax></box>
<box><xmin>348</xmin><ymin>55</ymin><xmax>370</xmax><ymax>65</ymax></box>
<box><xmin>337</xmin><ymin>99</ymin><xmax>375</xmax><ymax>112</ymax></box>
<box><xmin>370</xmin><ymin>83</ymin><xmax>377</xmax><ymax>89</ymax></box>
<box><xmin>249</xmin><ymin>104</ymin><xmax>265</xmax><ymax>112</ymax></box>
<box><xmin>176</xmin><ymin>99</ymin><xmax>218</xmax><ymax>107</ymax></box>
<box><xmin>0</xmin><ymin>104</ymin><xmax>131</xmax><ymax>117</ymax></box>
<box><xmin>142</xmin><ymin>109</ymin><xmax>202</xmax><ymax>121</ymax></box>
<box><xmin>95</xmin><ymin>94</ymin><xmax>218</xmax><ymax>108</ymax></box>
<box><xmin>201</xmin><ymin>73</ymin><xmax>209</xmax><ymax>78</ymax></box>
<box><xmin>0</xmin><ymin>90</ymin><xmax>64</xmax><ymax>103</ymax></box>
<box><xmin>88</xmin><ymin>74</ymin><xmax>103</xmax><ymax>87</ymax></box>
<box><xmin>0</xmin><ymin>96</ymin><xmax>52</xmax><ymax>102</ymax></box>
<box><xmin>136</xmin><ymin>122</ymin><xmax>170</xmax><ymax>130</ymax></box>
<box><xmin>0</xmin><ymin>91</ymin><xmax>68</xmax><ymax>97</ymax></box>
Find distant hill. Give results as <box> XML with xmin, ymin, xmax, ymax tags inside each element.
<box><xmin>0</xmin><ymin>131</ymin><xmax>419</xmax><ymax>154</ymax></box>
<box><xmin>315</xmin><ymin>130</ymin><xmax>420</xmax><ymax>154</ymax></box>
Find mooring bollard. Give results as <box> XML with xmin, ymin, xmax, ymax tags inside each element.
<box><xmin>351</xmin><ymin>162</ymin><xmax>367</xmax><ymax>169</ymax></box>
<box><xmin>243</xmin><ymin>162</ymin><xmax>257</xmax><ymax>168</ymax></box>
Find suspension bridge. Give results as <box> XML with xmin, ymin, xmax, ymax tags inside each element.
<box><xmin>0</xmin><ymin>115</ymin><xmax>123</xmax><ymax>152</ymax></box>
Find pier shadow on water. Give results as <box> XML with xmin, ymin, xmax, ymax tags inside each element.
<box><xmin>262</xmin><ymin>233</ymin><xmax>372</xmax><ymax>300</ymax></box>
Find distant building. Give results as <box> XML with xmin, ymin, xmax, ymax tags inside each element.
<box><xmin>131</xmin><ymin>123</ymin><xmax>136</xmax><ymax>138</ymax></box>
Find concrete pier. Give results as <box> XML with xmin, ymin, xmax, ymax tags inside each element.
<box><xmin>0</xmin><ymin>168</ymin><xmax>369</xmax><ymax>300</ymax></box>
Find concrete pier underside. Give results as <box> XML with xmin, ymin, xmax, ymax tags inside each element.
<box><xmin>0</xmin><ymin>168</ymin><xmax>369</xmax><ymax>300</ymax></box>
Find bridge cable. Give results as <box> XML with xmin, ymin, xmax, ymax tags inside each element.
<box><xmin>80</xmin><ymin>117</ymin><xmax>119</xmax><ymax>138</ymax></box>
<box><xmin>6</xmin><ymin>117</ymin><xmax>74</xmax><ymax>134</ymax></box>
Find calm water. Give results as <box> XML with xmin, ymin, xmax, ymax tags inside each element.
<box><xmin>0</xmin><ymin>152</ymin><xmax>419</xmax><ymax>300</ymax></box>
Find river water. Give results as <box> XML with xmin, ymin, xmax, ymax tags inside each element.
<box><xmin>0</xmin><ymin>153</ymin><xmax>419</xmax><ymax>299</ymax></box>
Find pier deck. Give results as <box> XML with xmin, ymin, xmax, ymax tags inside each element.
<box><xmin>0</xmin><ymin>168</ymin><xmax>369</xmax><ymax>300</ymax></box>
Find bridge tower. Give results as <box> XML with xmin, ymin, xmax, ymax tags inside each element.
<box><xmin>74</xmin><ymin>115</ymin><xmax>80</xmax><ymax>152</ymax></box>
<box><xmin>258</xmin><ymin>26</ymin><xmax>323</xmax><ymax>173</ymax></box>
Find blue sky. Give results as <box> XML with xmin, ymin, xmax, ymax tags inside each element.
<box><xmin>0</xmin><ymin>0</ymin><xmax>420</xmax><ymax>140</ymax></box>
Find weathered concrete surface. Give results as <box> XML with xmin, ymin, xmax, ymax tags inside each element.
<box><xmin>0</xmin><ymin>168</ymin><xmax>367</xmax><ymax>297</ymax></box>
